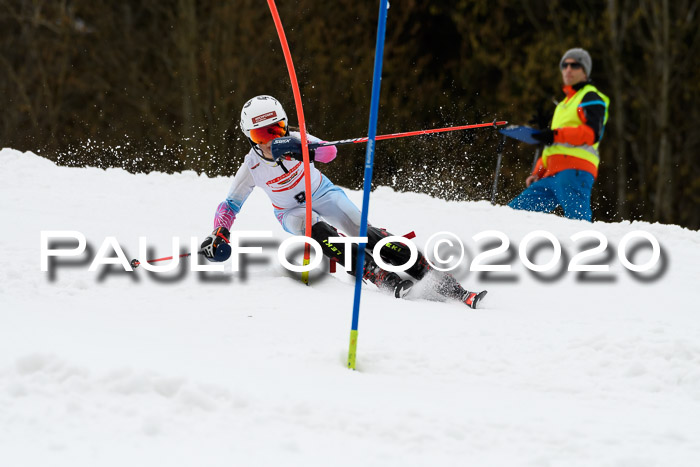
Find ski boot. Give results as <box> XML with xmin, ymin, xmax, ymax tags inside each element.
<box><xmin>460</xmin><ymin>290</ymin><xmax>488</xmax><ymax>309</ymax></box>
<box><xmin>363</xmin><ymin>255</ymin><xmax>414</xmax><ymax>298</ymax></box>
<box><xmin>432</xmin><ymin>272</ymin><xmax>487</xmax><ymax>309</ymax></box>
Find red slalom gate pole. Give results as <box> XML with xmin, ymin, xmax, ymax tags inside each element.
<box><xmin>267</xmin><ymin>0</ymin><xmax>314</xmax><ymax>285</ymax></box>
<box><xmin>312</xmin><ymin>120</ymin><xmax>508</xmax><ymax>148</ymax></box>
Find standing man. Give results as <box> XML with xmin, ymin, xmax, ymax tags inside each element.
<box><xmin>509</xmin><ymin>48</ymin><xmax>610</xmax><ymax>221</ymax></box>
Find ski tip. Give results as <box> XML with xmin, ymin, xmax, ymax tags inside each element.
<box><xmin>394</xmin><ymin>279</ymin><xmax>414</xmax><ymax>299</ymax></box>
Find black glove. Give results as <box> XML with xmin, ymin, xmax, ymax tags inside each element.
<box><xmin>532</xmin><ymin>129</ymin><xmax>556</xmax><ymax>145</ymax></box>
<box><xmin>270</xmin><ymin>136</ymin><xmax>316</xmax><ymax>161</ymax></box>
<box><xmin>200</xmin><ymin>227</ymin><xmax>231</xmax><ymax>262</ymax></box>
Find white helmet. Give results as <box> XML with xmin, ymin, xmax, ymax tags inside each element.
<box><xmin>240</xmin><ymin>95</ymin><xmax>288</xmax><ymax>139</ymax></box>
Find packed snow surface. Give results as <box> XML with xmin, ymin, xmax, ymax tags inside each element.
<box><xmin>2</xmin><ymin>148</ymin><xmax>700</xmax><ymax>466</ymax></box>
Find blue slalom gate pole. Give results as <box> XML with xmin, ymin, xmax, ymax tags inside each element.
<box><xmin>348</xmin><ymin>0</ymin><xmax>389</xmax><ymax>370</ymax></box>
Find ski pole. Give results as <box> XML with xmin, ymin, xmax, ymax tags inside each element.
<box><xmin>531</xmin><ymin>145</ymin><xmax>542</xmax><ymax>172</ymax></box>
<box><xmin>311</xmin><ymin>120</ymin><xmax>508</xmax><ymax>148</ymax></box>
<box><xmin>130</xmin><ymin>252</ymin><xmax>201</xmax><ymax>269</ymax></box>
<box><xmin>491</xmin><ymin>133</ymin><xmax>507</xmax><ymax>205</ymax></box>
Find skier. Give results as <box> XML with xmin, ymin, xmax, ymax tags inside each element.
<box><xmin>200</xmin><ymin>95</ymin><xmax>486</xmax><ymax>308</ymax></box>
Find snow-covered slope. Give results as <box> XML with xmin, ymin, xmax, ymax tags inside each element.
<box><xmin>2</xmin><ymin>148</ymin><xmax>700</xmax><ymax>466</ymax></box>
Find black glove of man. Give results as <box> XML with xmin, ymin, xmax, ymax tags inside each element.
<box><xmin>532</xmin><ymin>129</ymin><xmax>556</xmax><ymax>145</ymax></box>
<box><xmin>200</xmin><ymin>227</ymin><xmax>231</xmax><ymax>262</ymax></box>
<box><xmin>270</xmin><ymin>136</ymin><xmax>316</xmax><ymax>161</ymax></box>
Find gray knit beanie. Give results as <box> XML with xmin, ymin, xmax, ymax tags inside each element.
<box><xmin>560</xmin><ymin>48</ymin><xmax>592</xmax><ymax>77</ymax></box>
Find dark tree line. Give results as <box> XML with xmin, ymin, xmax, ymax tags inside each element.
<box><xmin>1</xmin><ymin>0</ymin><xmax>698</xmax><ymax>229</ymax></box>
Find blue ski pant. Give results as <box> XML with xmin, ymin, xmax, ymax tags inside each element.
<box><xmin>508</xmin><ymin>169</ymin><xmax>594</xmax><ymax>221</ymax></box>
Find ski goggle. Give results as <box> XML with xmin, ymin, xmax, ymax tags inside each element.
<box><xmin>249</xmin><ymin>121</ymin><xmax>287</xmax><ymax>145</ymax></box>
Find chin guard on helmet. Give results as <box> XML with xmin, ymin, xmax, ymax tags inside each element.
<box><xmin>270</xmin><ymin>136</ymin><xmax>316</xmax><ymax>161</ymax></box>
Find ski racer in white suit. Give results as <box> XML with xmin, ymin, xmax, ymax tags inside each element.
<box><xmin>200</xmin><ymin>95</ymin><xmax>486</xmax><ymax>308</ymax></box>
